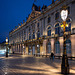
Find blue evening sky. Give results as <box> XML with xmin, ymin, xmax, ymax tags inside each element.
<box><xmin>0</xmin><ymin>0</ymin><xmax>55</xmax><ymax>43</ymax></box>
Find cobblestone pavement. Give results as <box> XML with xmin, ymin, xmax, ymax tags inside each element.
<box><xmin>0</xmin><ymin>54</ymin><xmax>75</xmax><ymax>75</ymax></box>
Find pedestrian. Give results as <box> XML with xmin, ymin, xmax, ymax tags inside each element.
<box><xmin>50</xmin><ymin>52</ymin><xmax>54</xmax><ymax>61</ymax></box>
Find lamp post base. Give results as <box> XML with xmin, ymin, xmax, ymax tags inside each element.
<box><xmin>6</xmin><ymin>52</ymin><xmax>8</xmax><ymax>57</ymax></box>
<box><xmin>61</xmin><ymin>55</ymin><xmax>69</xmax><ymax>74</ymax></box>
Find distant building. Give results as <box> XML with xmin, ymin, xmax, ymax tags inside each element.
<box><xmin>0</xmin><ymin>42</ymin><xmax>6</xmax><ymax>54</ymax></box>
<box><xmin>9</xmin><ymin>0</ymin><xmax>75</xmax><ymax>57</ymax></box>
<box><xmin>0</xmin><ymin>41</ymin><xmax>6</xmax><ymax>50</ymax></box>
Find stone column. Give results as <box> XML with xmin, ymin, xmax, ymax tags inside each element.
<box><xmin>20</xmin><ymin>44</ymin><xmax>21</xmax><ymax>54</ymax></box>
<box><xmin>71</xmin><ymin>35</ymin><xmax>75</xmax><ymax>57</ymax></box>
<box><xmin>51</xmin><ymin>38</ymin><xmax>55</xmax><ymax>53</ymax></box>
<box><xmin>31</xmin><ymin>45</ymin><xmax>32</xmax><ymax>55</ymax></box>
<box><xmin>40</xmin><ymin>44</ymin><xmax>43</xmax><ymax>55</ymax></box>
<box><xmin>21</xmin><ymin>44</ymin><xmax>23</xmax><ymax>54</ymax></box>
<box><xmin>43</xmin><ymin>39</ymin><xmax>47</xmax><ymax>55</ymax></box>
<box><xmin>35</xmin><ymin>44</ymin><xmax>37</xmax><ymax>54</ymax></box>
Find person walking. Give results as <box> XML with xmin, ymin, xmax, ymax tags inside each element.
<box><xmin>50</xmin><ymin>52</ymin><xmax>54</xmax><ymax>61</ymax></box>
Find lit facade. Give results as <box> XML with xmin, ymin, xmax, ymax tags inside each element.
<box><xmin>9</xmin><ymin>0</ymin><xmax>75</xmax><ymax>57</ymax></box>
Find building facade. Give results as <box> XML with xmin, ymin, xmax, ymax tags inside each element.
<box><xmin>9</xmin><ymin>0</ymin><xmax>75</xmax><ymax>57</ymax></box>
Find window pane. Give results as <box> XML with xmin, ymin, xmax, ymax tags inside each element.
<box><xmin>48</xmin><ymin>17</ymin><xmax>51</xmax><ymax>23</ymax></box>
<box><xmin>48</xmin><ymin>30</ymin><xmax>51</xmax><ymax>36</ymax></box>
<box><xmin>55</xmin><ymin>12</ymin><xmax>59</xmax><ymax>20</ymax></box>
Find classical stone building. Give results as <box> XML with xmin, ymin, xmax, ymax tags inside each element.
<box><xmin>9</xmin><ymin>0</ymin><xmax>75</xmax><ymax>57</ymax></box>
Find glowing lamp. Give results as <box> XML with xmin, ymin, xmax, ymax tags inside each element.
<box><xmin>61</xmin><ymin>24</ymin><xmax>68</xmax><ymax>28</ymax></box>
<box><xmin>66</xmin><ymin>24</ymin><xmax>69</xmax><ymax>27</ymax></box>
<box><xmin>6</xmin><ymin>37</ymin><xmax>8</xmax><ymax>43</ymax></box>
<box><xmin>61</xmin><ymin>24</ymin><xmax>64</xmax><ymax>27</ymax></box>
<box><xmin>61</xmin><ymin>10</ymin><xmax>68</xmax><ymax>21</ymax></box>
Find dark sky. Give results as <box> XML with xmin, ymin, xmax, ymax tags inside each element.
<box><xmin>0</xmin><ymin>0</ymin><xmax>54</xmax><ymax>43</ymax></box>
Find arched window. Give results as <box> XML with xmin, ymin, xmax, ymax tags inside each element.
<box><xmin>47</xmin><ymin>26</ymin><xmax>51</xmax><ymax>36</ymax></box>
<box><xmin>66</xmin><ymin>39</ymin><xmax>71</xmax><ymax>54</ymax></box>
<box><xmin>29</xmin><ymin>33</ymin><xmax>31</xmax><ymax>40</ymax></box>
<box><xmin>55</xmin><ymin>41</ymin><xmax>60</xmax><ymax>53</ymax></box>
<box><xmin>47</xmin><ymin>42</ymin><xmax>51</xmax><ymax>53</ymax></box>
<box><xmin>55</xmin><ymin>23</ymin><xmax>60</xmax><ymax>35</ymax></box>
<box><xmin>66</xmin><ymin>19</ymin><xmax>71</xmax><ymax>32</ymax></box>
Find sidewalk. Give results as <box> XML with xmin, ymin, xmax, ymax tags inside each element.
<box><xmin>0</xmin><ymin>54</ymin><xmax>75</xmax><ymax>75</ymax></box>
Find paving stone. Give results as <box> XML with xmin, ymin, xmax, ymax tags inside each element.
<box><xmin>0</xmin><ymin>54</ymin><xmax>75</xmax><ymax>75</ymax></box>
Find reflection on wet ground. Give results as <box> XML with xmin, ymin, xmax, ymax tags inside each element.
<box><xmin>0</xmin><ymin>54</ymin><xmax>75</xmax><ymax>75</ymax></box>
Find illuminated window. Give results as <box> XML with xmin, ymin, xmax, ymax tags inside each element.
<box><xmin>55</xmin><ymin>23</ymin><xmax>60</xmax><ymax>35</ymax></box>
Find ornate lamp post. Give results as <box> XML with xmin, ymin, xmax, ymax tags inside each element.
<box><xmin>61</xmin><ymin>9</ymin><xmax>69</xmax><ymax>74</ymax></box>
<box><xmin>6</xmin><ymin>37</ymin><xmax>8</xmax><ymax>57</ymax></box>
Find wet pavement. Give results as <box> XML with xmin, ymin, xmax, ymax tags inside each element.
<box><xmin>0</xmin><ymin>54</ymin><xmax>75</xmax><ymax>75</ymax></box>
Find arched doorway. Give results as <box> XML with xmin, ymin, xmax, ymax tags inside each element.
<box><xmin>55</xmin><ymin>41</ymin><xmax>60</xmax><ymax>54</ymax></box>
<box><xmin>32</xmin><ymin>45</ymin><xmax>35</xmax><ymax>55</ymax></box>
<box><xmin>47</xmin><ymin>42</ymin><xmax>51</xmax><ymax>54</ymax></box>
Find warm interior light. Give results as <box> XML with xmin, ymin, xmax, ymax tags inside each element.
<box><xmin>61</xmin><ymin>10</ymin><xmax>68</xmax><ymax>21</ymax></box>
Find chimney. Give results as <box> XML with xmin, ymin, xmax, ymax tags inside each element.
<box><xmin>21</xmin><ymin>22</ymin><xmax>22</xmax><ymax>25</ymax></box>
<box><xmin>38</xmin><ymin>6</ymin><xmax>40</xmax><ymax>11</ymax></box>
<box><xmin>52</xmin><ymin>0</ymin><xmax>54</xmax><ymax>4</ymax></box>
<box><xmin>23</xmin><ymin>20</ymin><xmax>25</xmax><ymax>23</ymax></box>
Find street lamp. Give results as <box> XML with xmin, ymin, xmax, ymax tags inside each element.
<box><xmin>61</xmin><ymin>9</ymin><xmax>69</xmax><ymax>74</ymax></box>
<box><xmin>6</xmin><ymin>37</ymin><xmax>8</xmax><ymax>57</ymax></box>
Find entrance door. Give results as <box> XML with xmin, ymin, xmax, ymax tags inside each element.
<box><xmin>55</xmin><ymin>41</ymin><xmax>60</xmax><ymax>54</ymax></box>
<box><xmin>47</xmin><ymin>42</ymin><xmax>51</xmax><ymax>53</ymax></box>
<box><xmin>32</xmin><ymin>45</ymin><xmax>35</xmax><ymax>55</ymax></box>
